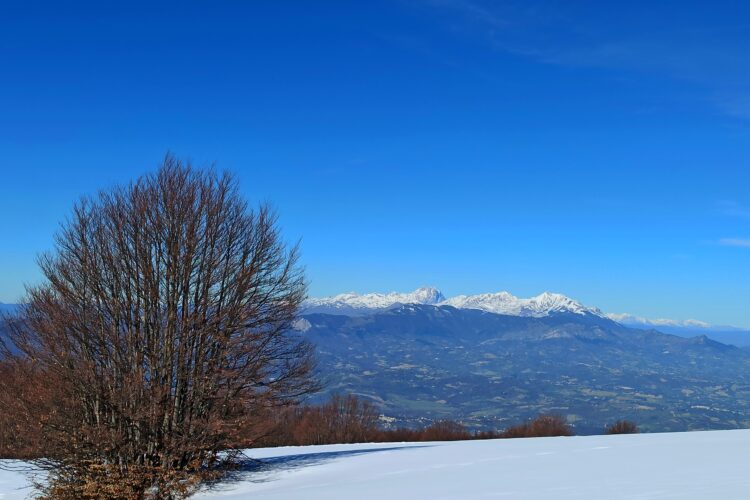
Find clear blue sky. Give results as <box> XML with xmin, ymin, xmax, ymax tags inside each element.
<box><xmin>1</xmin><ymin>1</ymin><xmax>749</xmax><ymax>326</ymax></box>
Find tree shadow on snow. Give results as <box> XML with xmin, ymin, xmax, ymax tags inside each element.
<box><xmin>202</xmin><ymin>445</ymin><xmax>432</xmax><ymax>492</ymax></box>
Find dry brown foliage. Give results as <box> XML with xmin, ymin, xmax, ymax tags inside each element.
<box><xmin>502</xmin><ymin>414</ymin><xmax>574</xmax><ymax>438</ymax></box>
<box><xmin>605</xmin><ymin>420</ymin><xmax>639</xmax><ymax>434</ymax></box>
<box><xmin>258</xmin><ymin>394</ymin><xmax>379</xmax><ymax>446</ymax></box>
<box><xmin>0</xmin><ymin>358</ymin><xmax>49</xmax><ymax>459</ymax></box>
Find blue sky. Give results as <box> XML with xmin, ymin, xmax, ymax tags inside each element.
<box><xmin>1</xmin><ymin>1</ymin><xmax>750</xmax><ymax>326</ymax></box>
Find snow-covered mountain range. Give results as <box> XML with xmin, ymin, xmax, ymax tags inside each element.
<box><xmin>303</xmin><ymin>287</ymin><xmax>738</xmax><ymax>333</ymax></box>
<box><xmin>304</xmin><ymin>287</ymin><xmax>603</xmax><ymax>318</ymax></box>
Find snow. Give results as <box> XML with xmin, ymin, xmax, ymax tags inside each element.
<box><xmin>194</xmin><ymin>430</ymin><xmax>750</xmax><ymax>499</ymax></box>
<box><xmin>0</xmin><ymin>462</ymin><xmax>37</xmax><ymax>500</ymax></box>
<box><xmin>4</xmin><ymin>430</ymin><xmax>750</xmax><ymax>499</ymax></box>
<box><xmin>441</xmin><ymin>291</ymin><xmax>602</xmax><ymax>318</ymax></box>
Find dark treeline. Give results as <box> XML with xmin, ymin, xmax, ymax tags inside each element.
<box><xmin>605</xmin><ymin>420</ymin><xmax>639</xmax><ymax>434</ymax></box>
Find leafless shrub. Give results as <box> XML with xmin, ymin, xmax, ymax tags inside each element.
<box><xmin>502</xmin><ymin>414</ymin><xmax>574</xmax><ymax>438</ymax></box>
<box><xmin>0</xmin><ymin>156</ymin><xmax>317</xmax><ymax>497</ymax></box>
<box><xmin>605</xmin><ymin>420</ymin><xmax>639</xmax><ymax>434</ymax></box>
<box><xmin>472</xmin><ymin>429</ymin><xmax>504</xmax><ymax>440</ymax></box>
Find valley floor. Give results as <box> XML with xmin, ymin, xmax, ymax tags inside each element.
<box><xmin>2</xmin><ymin>429</ymin><xmax>749</xmax><ymax>499</ymax></box>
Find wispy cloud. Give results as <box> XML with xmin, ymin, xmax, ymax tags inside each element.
<box><xmin>416</xmin><ymin>0</ymin><xmax>750</xmax><ymax>119</ymax></box>
<box><xmin>715</xmin><ymin>94</ymin><xmax>750</xmax><ymax>120</ymax></box>
<box><xmin>719</xmin><ymin>238</ymin><xmax>750</xmax><ymax>248</ymax></box>
<box><xmin>716</xmin><ymin>202</ymin><xmax>750</xmax><ymax>248</ymax></box>
<box><xmin>717</xmin><ymin>201</ymin><xmax>750</xmax><ymax>218</ymax></box>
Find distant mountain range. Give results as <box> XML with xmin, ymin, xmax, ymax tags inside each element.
<box><xmin>304</xmin><ymin>287</ymin><xmax>750</xmax><ymax>347</ymax></box>
<box><xmin>298</xmin><ymin>288</ymin><xmax>750</xmax><ymax>433</ymax></box>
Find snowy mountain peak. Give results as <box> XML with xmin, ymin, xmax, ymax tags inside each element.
<box><xmin>303</xmin><ymin>287</ymin><xmax>446</xmax><ymax>315</ymax></box>
<box><xmin>530</xmin><ymin>291</ymin><xmax>602</xmax><ymax>316</ymax></box>
<box><xmin>441</xmin><ymin>291</ymin><xmax>602</xmax><ymax>318</ymax></box>
<box><xmin>409</xmin><ymin>287</ymin><xmax>446</xmax><ymax>305</ymax></box>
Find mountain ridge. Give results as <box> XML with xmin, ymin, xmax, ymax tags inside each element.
<box><xmin>304</xmin><ymin>287</ymin><xmax>602</xmax><ymax>318</ymax></box>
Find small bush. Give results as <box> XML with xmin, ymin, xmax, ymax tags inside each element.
<box><xmin>473</xmin><ymin>429</ymin><xmax>504</xmax><ymax>440</ymax></box>
<box><xmin>502</xmin><ymin>414</ymin><xmax>573</xmax><ymax>438</ymax></box>
<box><xmin>419</xmin><ymin>420</ymin><xmax>472</xmax><ymax>441</ymax></box>
<box><xmin>605</xmin><ymin>420</ymin><xmax>639</xmax><ymax>434</ymax></box>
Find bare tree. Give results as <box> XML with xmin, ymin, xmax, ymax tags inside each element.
<box><xmin>0</xmin><ymin>156</ymin><xmax>316</xmax><ymax>498</ymax></box>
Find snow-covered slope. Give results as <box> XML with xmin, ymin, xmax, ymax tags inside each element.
<box><xmin>192</xmin><ymin>429</ymin><xmax>750</xmax><ymax>499</ymax></box>
<box><xmin>4</xmin><ymin>430</ymin><xmax>750</xmax><ymax>499</ymax></box>
<box><xmin>0</xmin><ymin>461</ymin><xmax>31</xmax><ymax>500</ymax></box>
<box><xmin>304</xmin><ymin>287</ymin><xmax>602</xmax><ymax>318</ymax></box>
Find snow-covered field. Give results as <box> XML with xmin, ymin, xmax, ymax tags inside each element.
<box><xmin>2</xmin><ymin>430</ymin><xmax>750</xmax><ymax>499</ymax></box>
